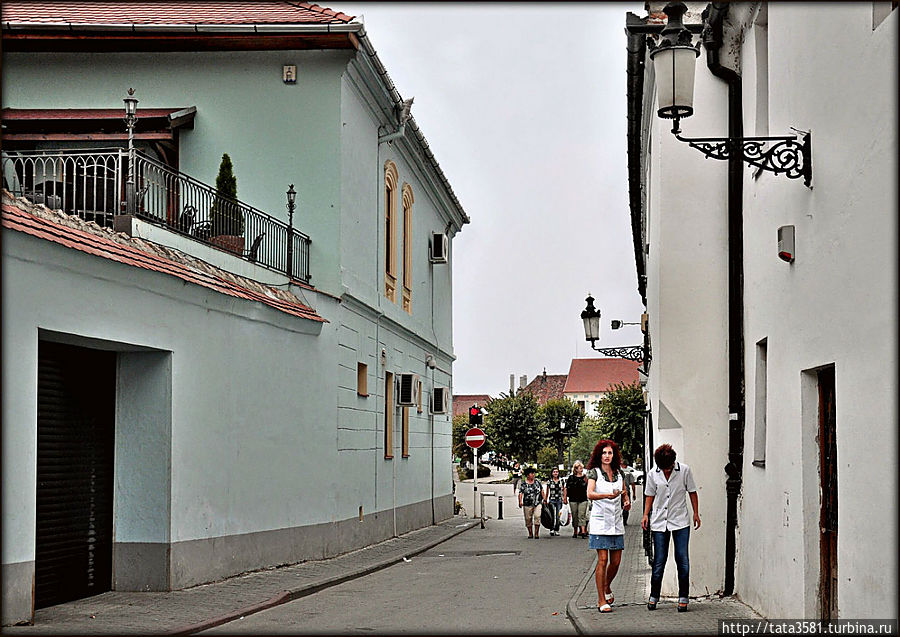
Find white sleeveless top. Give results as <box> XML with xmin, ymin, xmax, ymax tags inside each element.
<box><xmin>587</xmin><ymin>468</ymin><xmax>624</xmax><ymax>536</ymax></box>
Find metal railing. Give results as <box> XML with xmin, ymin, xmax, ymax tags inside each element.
<box><xmin>2</xmin><ymin>149</ymin><xmax>311</xmax><ymax>282</ymax></box>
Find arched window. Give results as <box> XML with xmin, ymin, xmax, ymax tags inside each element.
<box><xmin>401</xmin><ymin>183</ymin><xmax>414</xmax><ymax>313</ymax></box>
<box><xmin>384</xmin><ymin>161</ymin><xmax>398</xmax><ymax>302</ymax></box>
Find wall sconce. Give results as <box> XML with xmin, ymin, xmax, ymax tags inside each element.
<box><xmin>580</xmin><ymin>294</ymin><xmax>645</xmax><ymax>362</ymax></box>
<box><xmin>649</xmin><ymin>2</ymin><xmax>812</xmax><ymax>188</ymax></box>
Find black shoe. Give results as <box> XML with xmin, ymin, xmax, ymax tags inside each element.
<box><xmin>647</xmin><ymin>599</ymin><xmax>658</xmax><ymax>611</ymax></box>
<box><xmin>677</xmin><ymin>602</ymin><xmax>688</xmax><ymax>612</ymax></box>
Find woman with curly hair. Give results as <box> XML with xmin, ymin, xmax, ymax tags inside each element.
<box><xmin>586</xmin><ymin>439</ymin><xmax>630</xmax><ymax>613</ymax></box>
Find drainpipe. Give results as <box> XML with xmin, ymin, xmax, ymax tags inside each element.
<box><xmin>702</xmin><ymin>2</ymin><xmax>745</xmax><ymax>597</ymax></box>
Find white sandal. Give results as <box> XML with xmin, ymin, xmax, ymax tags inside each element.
<box><xmin>598</xmin><ymin>603</ymin><xmax>612</xmax><ymax>613</ymax></box>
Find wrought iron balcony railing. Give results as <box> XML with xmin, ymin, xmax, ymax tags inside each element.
<box><xmin>2</xmin><ymin>148</ymin><xmax>311</xmax><ymax>282</ymax></box>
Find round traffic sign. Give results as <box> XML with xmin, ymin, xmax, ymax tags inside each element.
<box><xmin>464</xmin><ymin>427</ymin><xmax>486</xmax><ymax>449</ymax></box>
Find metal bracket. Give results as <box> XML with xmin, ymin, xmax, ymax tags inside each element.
<box><xmin>674</xmin><ymin>129</ymin><xmax>812</xmax><ymax>188</ymax></box>
<box><xmin>589</xmin><ymin>345</ymin><xmax>645</xmax><ymax>362</ymax></box>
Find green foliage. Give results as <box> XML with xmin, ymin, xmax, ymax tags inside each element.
<box><xmin>211</xmin><ymin>153</ymin><xmax>244</xmax><ymax>236</ymax></box>
<box><xmin>535</xmin><ymin>445</ymin><xmax>559</xmax><ymax>474</ymax></box>
<box><xmin>460</xmin><ymin>464</ymin><xmax>492</xmax><ymax>479</ymax></box>
<box><xmin>483</xmin><ymin>391</ymin><xmax>546</xmax><ymax>462</ymax></box>
<box><xmin>540</xmin><ymin>398</ymin><xmax>585</xmax><ymax>467</ymax></box>
<box><xmin>568</xmin><ymin>415</ymin><xmax>610</xmax><ymax>466</ymax></box>
<box><xmin>594</xmin><ymin>382</ymin><xmax>645</xmax><ymax>464</ymax></box>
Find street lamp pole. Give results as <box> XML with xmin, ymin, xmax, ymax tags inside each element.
<box><xmin>123</xmin><ymin>88</ymin><xmax>139</xmax><ymax>215</ymax></box>
<box><xmin>286</xmin><ymin>184</ymin><xmax>296</xmax><ymax>280</ymax></box>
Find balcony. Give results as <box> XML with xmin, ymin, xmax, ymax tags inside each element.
<box><xmin>1</xmin><ymin>148</ymin><xmax>311</xmax><ymax>282</ymax></box>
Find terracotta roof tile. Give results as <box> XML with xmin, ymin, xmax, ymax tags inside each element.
<box><xmin>2</xmin><ymin>190</ymin><xmax>326</xmax><ymax>323</ymax></box>
<box><xmin>0</xmin><ymin>1</ymin><xmax>355</xmax><ymax>26</ymax></box>
<box><xmin>563</xmin><ymin>358</ymin><xmax>639</xmax><ymax>394</ymax></box>
<box><xmin>452</xmin><ymin>394</ymin><xmax>492</xmax><ymax>418</ymax></box>
<box><xmin>520</xmin><ymin>372</ymin><xmax>568</xmax><ymax>405</ymax></box>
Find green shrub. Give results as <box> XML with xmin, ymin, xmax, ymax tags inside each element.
<box><xmin>210</xmin><ymin>153</ymin><xmax>244</xmax><ymax>236</ymax></box>
<box><xmin>461</xmin><ymin>464</ymin><xmax>491</xmax><ymax>479</ymax></box>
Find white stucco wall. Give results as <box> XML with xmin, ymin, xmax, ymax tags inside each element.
<box><xmin>644</xmin><ymin>51</ymin><xmax>731</xmax><ymax>597</ymax></box>
<box><xmin>736</xmin><ymin>4</ymin><xmax>898</xmax><ymax>619</ymax></box>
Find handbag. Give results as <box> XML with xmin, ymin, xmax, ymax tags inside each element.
<box><xmin>540</xmin><ymin>503</ymin><xmax>554</xmax><ymax>530</ymax></box>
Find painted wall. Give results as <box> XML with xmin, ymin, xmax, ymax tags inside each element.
<box><xmin>643</xmin><ymin>46</ymin><xmax>731</xmax><ymax>598</ymax></box>
<box><xmin>1</xmin><ymin>49</ymin><xmax>352</xmax><ymax>295</ymax></box>
<box><xmin>736</xmin><ymin>4</ymin><xmax>898</xmax><ymax>619</ymax></box>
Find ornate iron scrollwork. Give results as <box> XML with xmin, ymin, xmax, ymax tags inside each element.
<box><xmin>675</xmin><ymin>131</ymin><xmax>812</xmax><ymax>188</ymax></box>
<box><xmin>590</xmin><ymin>345</ymin><xmax>645</xmax><ymax>362</ymax></box>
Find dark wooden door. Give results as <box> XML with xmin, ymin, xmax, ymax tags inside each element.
<box><xmin>818</xmin><ymin>366</ymin><xmax>837</xmax><ymax>621</ymax></box>
<box><xmin>36</xmin><ymin>341</ymin><xmax>116</xmax><ymax>609</ymax></box>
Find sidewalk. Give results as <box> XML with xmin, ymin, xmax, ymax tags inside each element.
<box><xmin>567</xmin><ymin>522</ymin><xmax>763</xmax><ymax>635</ymax></box>
<box><xmin>2</xmin><ymin>518</ymin><xmax>477</xmax><ymax>636</ymax></box>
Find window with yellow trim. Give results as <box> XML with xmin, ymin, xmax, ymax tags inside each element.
<box><xmin>384</xmin><ymin>371</ymin><xmax>394</xmax><ymax>459</ymax></box>
<box><xmin>401</xmin><ymin>184</ymin><xmax>414</xmax><ymax>313</ymax></box>
<box><xmin>401</xmin><ymin>406</ymin><xmax>410</xmax><ymax>458</ymax></box>
<box><xmin>384</xmin><ymin>161</ymin><xmax>398</xmax><ymax>302</ymax></box>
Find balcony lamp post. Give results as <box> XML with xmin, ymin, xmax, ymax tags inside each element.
<box><xmin>649</xmin><ymin>2</ymin><xmax>811</xmax><ymax>187</ymax></box>
<box><xmin>580</xmin><ymin>294</ymin><xmax>644</xmax><ymax>362</ymax></box>
<box><xmin>123</xmin><ymin>88</ymin><xmax>139</xmax><ymax>214</ymax></box>
<box><xmin>286</xmin><ymin>184</ymin><xmax>296</xmax><ymax>280</ymax></box>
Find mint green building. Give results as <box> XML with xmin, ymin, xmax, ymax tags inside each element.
<box><xmin>1</xmin><ymin>2</ymin><xmax>468</xmax><ymax>624</ymax></box>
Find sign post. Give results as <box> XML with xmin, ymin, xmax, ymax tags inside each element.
<box><xmin>465</xmin><ymin>426</ymin><xmax>486</xmax><ymax>519</ymax></box>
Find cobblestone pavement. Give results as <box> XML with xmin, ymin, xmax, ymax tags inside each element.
<box><xmin>568</xmin><ymin>520</ymin><xmax>764</xmax><ymax>635</ymax></box>
<box><xmin>1</xmin><ymin>518</ymin><xmax>477</xmax><ymax>636</ymax></box>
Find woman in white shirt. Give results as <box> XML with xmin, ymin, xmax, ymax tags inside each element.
<box><xmin>586</xmin><ymin>439</ymin><xmax>631</xmax><ymax>613</ymax></box>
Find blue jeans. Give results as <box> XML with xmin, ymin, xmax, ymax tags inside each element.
<box><xmin>650</xmin><ymin>527</ymin><xmax>690</xmax><ymax>600</ymax></box>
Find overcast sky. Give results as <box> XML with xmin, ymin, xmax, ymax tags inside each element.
<box><xmin>339</xmin><ymin>2</ymin><xmax>646</xmax><ymax>397</ymax></box>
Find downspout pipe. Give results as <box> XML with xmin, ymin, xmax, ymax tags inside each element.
<box><xmin>702</xmin><ymin>1</ymin><xmax>745</xmax><ymax>597</ymax></box>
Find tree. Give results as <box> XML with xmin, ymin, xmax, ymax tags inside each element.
<box><xmin>452</xmin><ymin>414</ymin><xmax>491</xmax><ymax>465</ymax></box>
<box><xmin>210</xmin><ymin>153</ymin><xmax>244</xmax><ymax>236</ymax></box>
<box><xmin>483</xmin><ymin>391</ymin><xmax>545</xmax><ymax>462</ymax></box>
<box><xmin>539</xmin><ymin>398</ymin><xmax>585</xmax><ymax>468</ymax></box>
<box><xmin>567</xmin><ymin>415</ymin><xmax>610</xmax><ymax>467</ymax></box>
<box><xmin>594</xmin><ymin>382</ymin><xmax>645</xmax><ymax>464</ymax></box>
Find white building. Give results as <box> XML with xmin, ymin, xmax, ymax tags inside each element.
<box><xmin>562</xmin><ymin>358</ymin><xmax>640</xmax><ymax>417</ymax></box>
<box><xmin>627</xmin><ymin>1</ymin><xmax>897</xmax><ymax>619</ymax></box>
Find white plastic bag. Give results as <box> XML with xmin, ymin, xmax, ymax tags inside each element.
<box><xmin>559</xmin><ymin>503</ymin><xmax>571</xmax><ymax>527</ymax></box>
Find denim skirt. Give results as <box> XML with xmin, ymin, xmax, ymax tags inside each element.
<box><xmin>589</xmin><ymin>533</ymin><xmax>625</xmax><ymax>551</ymax></box>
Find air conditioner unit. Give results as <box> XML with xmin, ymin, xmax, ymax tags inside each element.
<box><xmin>430</xmin><ymin>387</ymin><xmax>448</xmax><ymax>414</ymax></box>
<box><xmin>429</xmin><ymin>232</ymin><xmax>449</xmax><ymax>264</ymax></box>
<box><xmin>397</xmin><ymin>373</ymin><xmax>420</xmax><ymax>406</ymax></box>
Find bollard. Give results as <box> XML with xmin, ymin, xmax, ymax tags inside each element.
<box><xmin>498</xmin><ymin>495</ymin><xmax>504</xmax><ymax>519</ymax></box>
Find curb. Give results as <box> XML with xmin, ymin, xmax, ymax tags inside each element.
<box><xmin>167</xmin><ymin>520</ymin><xmax>478</xmax><ymax>635</ymax></box>
<box><xmin>566</xmin><ymin>553</ymin><xmax>598</xmax><ymax>635</ymax></box>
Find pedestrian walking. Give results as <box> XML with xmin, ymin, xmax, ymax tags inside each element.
<box><xmin>566</xmin><ymin>460</ymin><xmax>589</xmax><ymax>538</ymax></box>
<box><xmin>510</xmin><ymin>461</ymin><xmax>521</xmax><ymax>495</ymax></box>
<box><xmin>586</xmin><ymin>439</ymin><xmax>631</xmax><ymax>613</ymax></box>
<box><xmin>641</xmin><ymin>443</ymin><xmax>701</xmax><ymax>613</ymax></box>
<box><xmin>544</xmin><ymin>467</ymin><xmax>565</xmax><ymax>536</ymax></box>
<box><xmin>621</xmin><ymin>459</ymin><xmax>637</xmax><ymax>525</ymax></box>
<box><xmin>517</xmin><ymin>466</ymin><xmax>543</xmax><ymax>538</ymax></box>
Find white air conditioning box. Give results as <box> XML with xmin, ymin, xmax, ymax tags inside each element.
<box><xmin>430</xmin><ymin>387</ymin><xmax>449</xmax><ymax>414</ymax></box>
<box><xmin>397</xmin><ymin>373</ymin><xmax>421</xmax><ymax>406</ymax></box>
<box><xmin>430</xmin><ymin>232</ymin><xmax>449</xmax><ymax>264</ymax></box>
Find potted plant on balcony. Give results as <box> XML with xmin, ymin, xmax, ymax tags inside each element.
<box><xmin>209</xmin><ymin>153</ymin><xmax>244</xmax><ymax>255</ymax></box>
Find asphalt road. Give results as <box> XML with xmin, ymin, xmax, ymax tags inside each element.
<box><xmin>202</xmin><ymin>473</ymin><xmax>595</xmax><ymax>634</ymax></box>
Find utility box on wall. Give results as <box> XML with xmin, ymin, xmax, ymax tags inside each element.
<box><xmin>777</xmin><ymin>225</ymin><xmax>795</xmax><ymax>263</ymax></box>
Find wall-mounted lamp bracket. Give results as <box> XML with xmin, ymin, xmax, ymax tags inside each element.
<box><xmin>672</xmin><ymin>126</ymin><xmax>812</xmax><ymax>188</ymax></box>
<box><xmin>588</xmin><ymin>344</ymin><xmax>645</xmax><ymax>362</ymax></box>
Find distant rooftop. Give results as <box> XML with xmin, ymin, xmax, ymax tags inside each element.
<box><xmin>563</xmin><ymin>358</ymin><xmax>639</xmax><ymax>394</ymax></box>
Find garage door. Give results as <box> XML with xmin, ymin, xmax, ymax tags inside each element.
<box><xmin>36</xmin><ymin>341</ymin><xmax>116</xmax><ymax>609</ymax></box>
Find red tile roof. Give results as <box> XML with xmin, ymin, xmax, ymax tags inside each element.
<box><xmin>520</xmin><ymin>371</ymin><xmax>568</xmax><ymax>405</ymax></box>
<box><xmin>563</xmin><ymin>358</ymin><xmax>640</xmax><ymax>394</ymax></box>
<box><xmin>0</xmin><ymin>2</ymin><xmax>355</xmax><ymax>26</ymax></box>
<box><xmin>2</xmin><ymin>190</ymin><xmax>326</xmax><ymax>323</ymax></box>
<box><xmin>452</xmin><ymin>394</ymin><xmax>492</xmax><ymax>419</ymax></box>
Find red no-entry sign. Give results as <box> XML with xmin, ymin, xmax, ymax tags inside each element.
<box><xmin>465</xmin><ymin>427</ymin><xmax>486</xmax><ymax>449</ymax></box>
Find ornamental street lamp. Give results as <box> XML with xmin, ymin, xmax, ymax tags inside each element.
<box><xmin>648</xmin><ymin>2</ymin><xmax>812</xmax><ymax>187</ymax></box>
<box><xmin>286</xmin><ymin>184</ymin><xmax>297</xmax><ymax>279</ymax></box>
<box><xmin>123</xmin><ymin>88</ymin><xmax>139</xmax><ymax>214</ymax></box>
<box><xmin>580</xmin><ymin>294</ymin><xmax>644</xmax><ymax>362</ymax></box>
